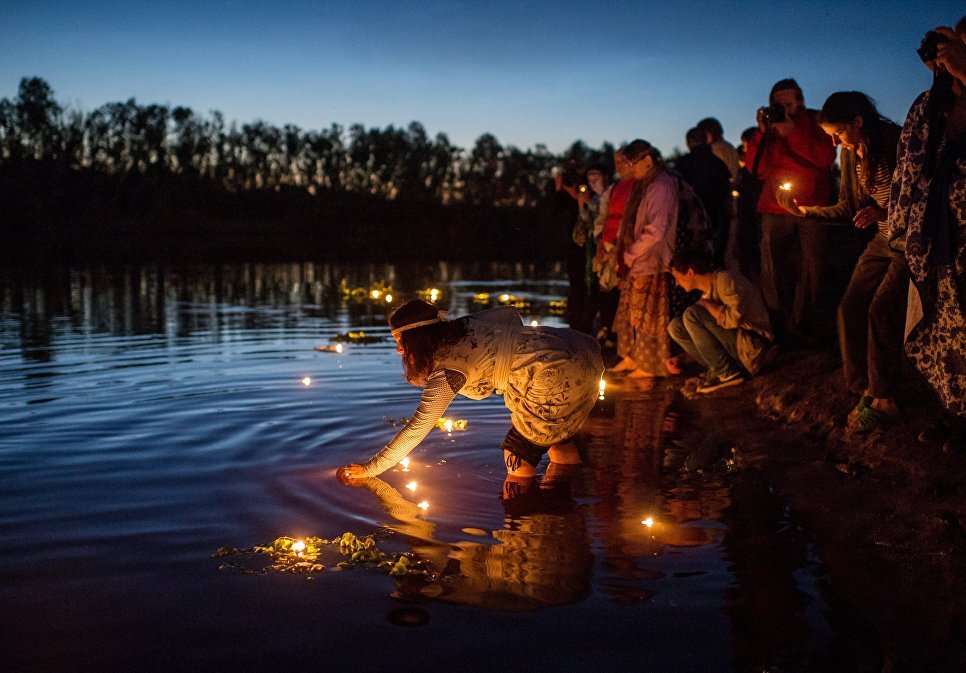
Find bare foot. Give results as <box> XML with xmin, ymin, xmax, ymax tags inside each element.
<box><xmin>610</xmin><ymin>356</ymin><xmax>638</xmax><ymax>373</ymax></box>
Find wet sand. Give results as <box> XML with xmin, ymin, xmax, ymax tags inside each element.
<box><xmin>661</xmin><ymin>347</ymin><xmax>966</xmax><ymax>671</ymax></box>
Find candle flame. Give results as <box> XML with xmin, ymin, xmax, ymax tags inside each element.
<box><xmin>385</xmin><ymin>293</ymin><xmax>393</xmax><ymax>303</ymax></box>
<box><xmin>642</xmin><ymin>517</ymin><xmax>654</xmax><ymax>528</ymax></box>
<box><xmin>335</xmin><ymin>343</ymin><xmax>343</xmax><ymax>354</ymax></box>
<box><xmin>400</xmin><ymin>457</ymin><xmax>410</xmax><ymax>469</ymax></box>
<box><xmin>417</xmin><ymin>501</ymin><xmax>429</xmax><ymax>510</ymax></box>
<box><xmin>301</xmin><ymin>377</ymin><xmax>311</xmax><ymax>386</ymax></box>
<box><xmin>499</xmin><ymin>293</ymin><xmax>510</xmax><ymax>302</ymax></box>
<box><xmin>731</xmin><ymin>189</ymin><xmax>740</xmax><ymax>198</ymax></box>
<box><xmin>780</xmin><ymin>182</ymin><xmax>792</xmax><ymax>191</ymax></box>
<box><xmin>530</xmin><ymin>319</ymin><xmax>539</xmax><ymax>327</ymax></box>
<box><xmin>429</xmin><ymin>288</ymin><xmax>440</xmax><ymax>302</ymax></box>
<box><xmin>292</xmin><ymin>540</ymin><xmax>306</xmax><ymax>553</ymax></box>
<box><xmin>443</xmin><ymin>419</ymin><xmax>454</xmax><ymax>433</ymax></box>
<box><xmin>406</xmin><ymin>481</ymin><xmax>417</xmax><ymax>491</ymax></box>
<box><xmin>370</xmin><ymin>289</ymin><xmax>381</xmax><ymax>300</ymax></box>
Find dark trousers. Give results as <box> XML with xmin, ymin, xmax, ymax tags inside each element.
<box><xmin>759</xmin><ymin>213</ymin><xmax>827</xmax><ymax>337</ymax></box>
<box><xmin>837</xmin><ymin>235</ymin><xmax>909</xmax><ymax>398</ymax></box>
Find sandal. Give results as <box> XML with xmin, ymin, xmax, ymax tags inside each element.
<box><xmin>852</xmin><ymin>405</ymin><xmax>891</xmax><ymax>435</ymax></box>
<box><xmin>847</xmin><ymin>395</ymin><xmax>873</xmax><ymax>426</ymax></box>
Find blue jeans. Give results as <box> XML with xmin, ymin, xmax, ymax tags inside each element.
<box><xmin>668</xmin><ymin>305</ymin><xmax>741</xmax><ymax>377</ymax></box>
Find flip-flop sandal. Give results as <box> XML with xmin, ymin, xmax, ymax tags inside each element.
<box><xmin>853</xmin><ymin>405</ymin><xmax>891</xmax><ymax>435</ymax></box>
<box><xmin>847</xmin><ymin>395</ymin><xmax>873</xmax><ymax>425</ymax></box>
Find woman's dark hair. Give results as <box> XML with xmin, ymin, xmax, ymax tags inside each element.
<box><xmin>820</xmin><ymin>91</ymin><xmax>901</xmax><ymax>190</ymax></box>
<box><xmin>697</xmin><ymin>117</ymin><xmax>724</xmax><ymax>141</ymax></box>
<box><xmin>620</xmin><ymin>139</ymin><xmax>663</xmax><ymax>165</ymax></box>
<box><xmin>389</xmin><ymin>299</ymin><xmax>466</xmax><ymax>385</ymax></box>
<box><xmin>671</xmin><ymin>244</ymin><xmax>717</xmax><ymax>275</ymax></box>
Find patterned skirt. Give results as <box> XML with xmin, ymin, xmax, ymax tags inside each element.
<box><xmin>614</xmin><ymin>273</ymin><xmax>671</xmax><ymax>376</ymax></box>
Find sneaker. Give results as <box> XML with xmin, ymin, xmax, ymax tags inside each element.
<box><xmin>695</xmin><ymin>370</ymin><xmax>745</xmax><ymax>394</ymax></box>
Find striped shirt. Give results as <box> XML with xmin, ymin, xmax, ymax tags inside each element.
<box><xmin>856</xmin><ymin>158</ymin><xmax>893</xmax><ymax>237</ymax></box>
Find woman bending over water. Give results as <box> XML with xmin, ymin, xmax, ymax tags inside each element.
<box><xmin>340</xmin><ymin>299</ymin><xmax>603</xmax><ymax>479</ymax></box>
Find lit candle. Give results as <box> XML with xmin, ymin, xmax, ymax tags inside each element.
<box><xmin>499</xmin><ymin>293</ymin><xmax>510</xmax><ymax>302</ymax></box>
<box><xmin>370</xmin><ymin>289</ymin><xmax>381</xmax><ymax>300</ymax></box>
<box><xmin>429</xmin><ymin>288</ymin><xmax>439</xmax><ymax>302</ymax></box>
<box><xmin>292</xmin><ymin>540</ymin><xmax>306</xmax><ymax>553</ymax></box>
<box><xmin>731</xmin><ymin>189</ymin><xmax>740</xmax><ymax>198</ymax></box>
<box><xmin>417</xmin><ymin>501</ymin><xmax>429</xmax><ymax>510</ymax></box>
<box><xmin>301</xmin><ymin>377</ymin><xmax>312</xmax><ymax>386</ymax></box>
<box><xmin>406</xmin><ymin>481</ymin><xmax>417</xmax><ymax>491</ymax></box>
<box><xmin>641</xmin><ymin>517</ymin><xmax>654</xmax><ymax>528</ymax></box>
<box><xmin>385</xmin><ymin>293</ymin><xmax>393</xmax><ymax>303</ymax></box>
<box><xmin>335</xmin><ymin>343</ymin><xmax>344</xmax><ymax>354</ymax></box>
<box><xmin>598</xmin><ymin>377</ymin><xmax>606</xmax><ymax>400</ymax></box>
<box><xmin>780</xmin><ymin>182</ymin><xmax>792</xmax><ymax>191</ymax></box>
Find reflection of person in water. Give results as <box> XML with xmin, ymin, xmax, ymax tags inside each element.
<box><xmin>354</xmin><ymin>468</ymin><xmax>593</xmax><ymax>612</ymax></box>
<box><xmin>340</xmin><ymin>299</ymin><xmax>603</xmax><ymax>479</ymax></box>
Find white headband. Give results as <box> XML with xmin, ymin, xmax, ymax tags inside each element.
<box><xmin>391</xmin><ymin>310</ymin><xmax>448</xmax><ymax>337</ymax></box>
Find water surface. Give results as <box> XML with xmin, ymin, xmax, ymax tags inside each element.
<box><xmin>1</xmin><ymin>261</ymin><xmax>837</xmax><ymax>672</ymax></box>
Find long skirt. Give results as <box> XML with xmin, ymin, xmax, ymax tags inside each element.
<box><xmin>614</xmin><ymin>273</ymin><xmax>671</xmax><ymax>376</ymax></box>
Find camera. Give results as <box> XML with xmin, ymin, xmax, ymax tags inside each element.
<box><xmin>761</xmin><ymin>103</ymin><xmax>786</xmax><ymax>126</ymax></box>
<box><xmin>917</xmin><ymin>30</ymin><xmax>949</xmax><ymax>63</ymax></box>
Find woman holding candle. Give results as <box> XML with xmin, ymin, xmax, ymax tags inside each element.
<box><xmin>779</xmin><ymin>91</ymin><xmax>903</xmax><ymax>433</ymax></box>
<box><xmin>340</xmin><ymin>299</ymin><xmax>603</xmax><ymax>479</ymax></box>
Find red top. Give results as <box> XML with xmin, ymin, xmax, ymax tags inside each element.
<box><xmin>745</xmin><ymin>109</ymin><xmax>837</xmax><ymax>215</ymax></box>
<box><xmin>603</xmin><ymin>179</ymin><xmax>634</xmax><ymax>243</ymax></box>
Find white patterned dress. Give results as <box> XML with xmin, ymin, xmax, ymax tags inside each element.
<box><xmin>360</xmin><ymin>307</ymin><xmax>603</xmax><ymax>476</ymax></box>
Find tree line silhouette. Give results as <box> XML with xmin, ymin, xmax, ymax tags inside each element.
<box><xmin>0</xmin><ymin>77</ymin><xmax>616</xmax><ymax>262</ymax></box>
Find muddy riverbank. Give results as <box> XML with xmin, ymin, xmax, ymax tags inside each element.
<box><xmin>673</xmin><ymin>347</ymin><xmax>965</xmax><ymax>672</ymax></box>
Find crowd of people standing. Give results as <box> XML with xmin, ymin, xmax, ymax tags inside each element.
<box><xmin>556</xmin><ymin>18</ymin><xmax>965</xmax><ymax>449</ymax></box>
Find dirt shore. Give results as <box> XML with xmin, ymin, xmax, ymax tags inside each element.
<box><xmin>675</xmin><ymin>346</ymin><xmax>965</xmax><ymax>672</ymax></box>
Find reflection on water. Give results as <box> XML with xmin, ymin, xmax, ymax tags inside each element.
<box><xmin>0</xmin><ymin>261</ymin><xmax>851</xmax><ymax>672</ymax></box>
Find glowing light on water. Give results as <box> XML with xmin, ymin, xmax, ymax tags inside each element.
<box><xmin>443</xmin><ymin>419</ymin><xmax>454</xmax><ymax>433</ymax></box>
<box><xmin>641</xmin><ymin>517</ymin><xmax>654</xmax><ymax>528</ymax></box>
<box><xmin>530</xmin><ymin>320</ymin><xmax>539</xmax><ymax>327</ymax></box>
<box><xmin>417</xmin><ymin>501</ymin><xmax>429</xmax><ymax>510</ymax></box>
<box><xmin>399</xmin><ymin>457</ymin><xmax>410</xmax><ymax>470</ymax></box>
<box><xmin>301</xmin><ymin>377</ymin><xmax>312</xmax><ymax>386</ymax></box>
<box><xmin>406</xmin><ymin>481</ymin><xmax>417</xmax><ymax>491</ymax></box>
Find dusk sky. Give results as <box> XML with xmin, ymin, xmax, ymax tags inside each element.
<box><xmin>2</xmin><ymin>0</ymin><xmax>960</xmax><ymax>157</ymax></box>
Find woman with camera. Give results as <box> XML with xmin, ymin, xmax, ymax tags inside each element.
<box><xmin>893</xmin><ymin>18</ymin><xmax>966</xmax><ymax>450</ymax></box>
<box><xmin>779</xmin><ymin>92</ymin><xmax>902</xmax><ymax>433</ymax></box>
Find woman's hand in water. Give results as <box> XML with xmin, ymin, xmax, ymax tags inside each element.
<box><xmin>337</xmin><ymin>464</ymin><xmax>367</xmax><ymax>483</ymax></box>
